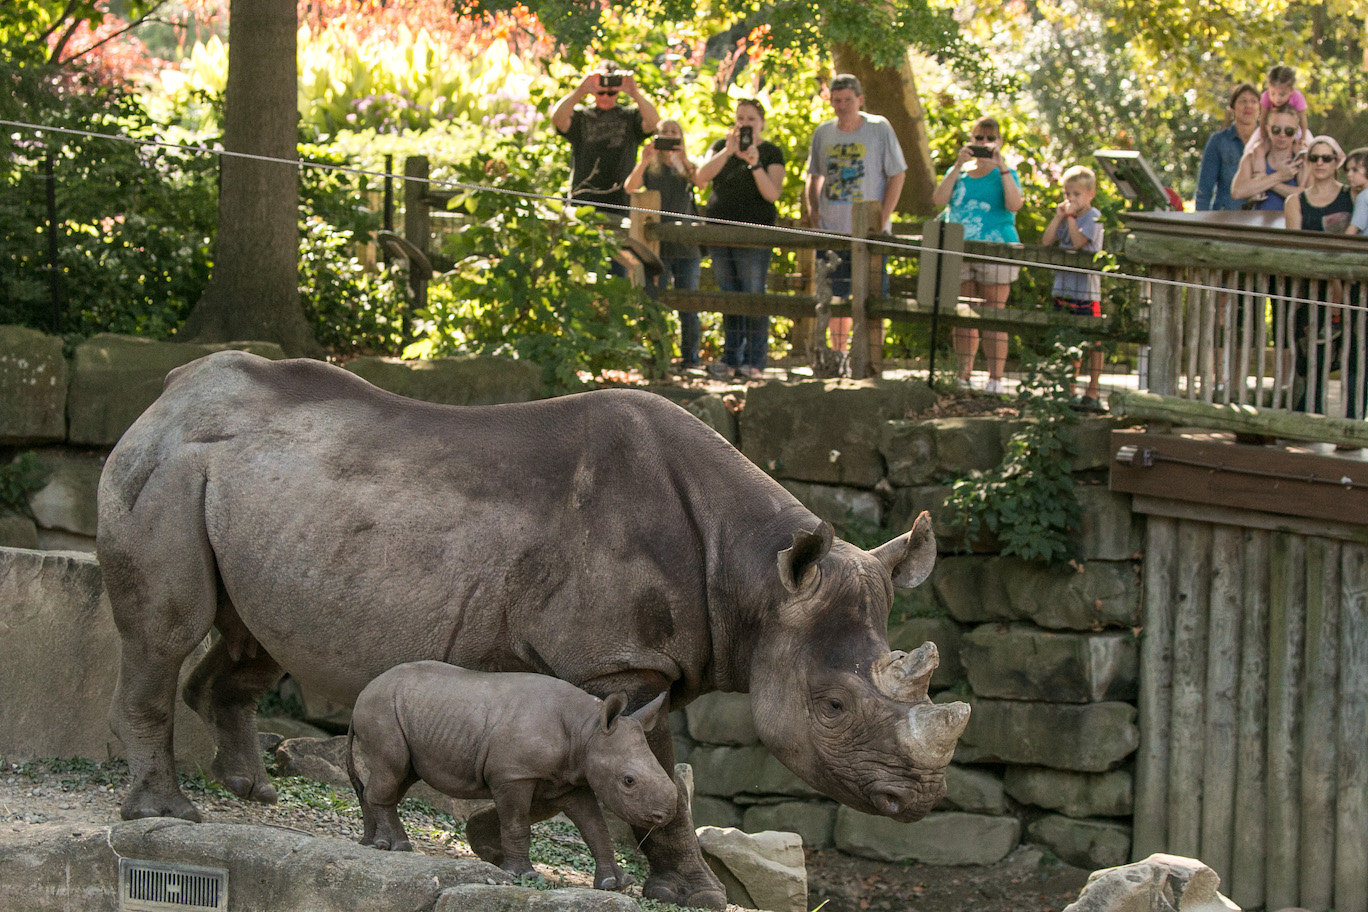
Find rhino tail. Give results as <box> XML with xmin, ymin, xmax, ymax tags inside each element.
<box><xmin>345</xmin><ymin>721</ymin><xmax>364</xmax><ymax>803</ymax></box>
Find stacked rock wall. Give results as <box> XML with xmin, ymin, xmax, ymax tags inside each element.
<box><xmin>0</xmin><ymin>327</ymin><xmax>1142</xmax><ymax>870</ymax></box>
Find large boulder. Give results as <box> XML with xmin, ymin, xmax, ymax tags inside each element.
<box><xmin>434</xmin><ymin>884</ymin><xmax>638</xmax><ymax>912</ymax></box>
<box><xmin>0</xmin><ymin>818</ymin><xmax>510</xmax><ymax>912</ymax></box>
<box><xmin>0</xmin><ymin>547</ymin><xmax>213</xmax><ymax>767</ymax></box>
<box><xmin>689</xmin><ymin>745</ymin><xmax>822</xmax><ymax>800</ymax></box>
<box><xmin>0</xmin><ymin>325</ymin><xmax>67</xmax><ymax>444</ymax></box>
<box><xmin>959</xmin><ymin>623</ymin><xmax>1138</xmax><ymax>703</ymax></box>
<box><xmin>935</xmin><ymin>556</ymin><xmax>1141</xmax><ymax>630</ymax></box>
<box><xmin>1004</xmin><ymin>767</ymin><xmax>1133</xmax><ymax>818</ymax></box>
<box><xmin>26</xmin><ymin>449</ymin><xmax>105</xmax><ymax>538</ymax></box>
<box><xmin>1063</xmin><ymin>853</ymin><xmax>1239</xmax><ymax>912</ymax></box>
<box><xmin>742</xmin><ymin>378</ymin><xmax>936</xmax><ymax>487</ymax></box>
<box><xmin>957</xmin><ymin>699</ymin><xmax>1139</xmax><ymax>772</ymax></box>
<box><xmin>67</xmin><ymin>335</ymin><xmax>286</xmax><ymax>446</ymax></box>
<box><xmin>342</xmin><ymin>355</ymin><xmax>544</xmax><ymax>406</ymax></box>
<box><xmin>833</xmin><ymin>808</ymin><xmax>1021</xmax><ymax>865</ymax></box>
<box><xmin>696</xmin><ymin>826</ymin><xmax>808</xmax><ymax>912</ymax></box>
<box><xmin>1028</xmin><ymin>814</ymin><xmax>1132</xmax><ymax>870</ymax></box>
<box><xmin>741</xmin><ymin>801</ymin><xmax>837</xmax><ymax>849</ymax></box>
<box><xmin>780</xmin><ymin>480</ymin><xmax>882</xmax><ymax>528</ymax></box>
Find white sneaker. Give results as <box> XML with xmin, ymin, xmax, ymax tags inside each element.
<box><xmin>985</xmin><ymin>378</ymin><xmax>1006</xmax><ymax>395</ymax></box>
<box><xmin>955</xmin><ymin>377</ymin><xmax>973</xmax><ymax>390</ymax></box>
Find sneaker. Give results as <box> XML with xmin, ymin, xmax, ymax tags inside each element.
<box><xmin>1078</xmin><ymin>396</ymin><xmax>1104</xmax><ymax>412</ymax></box>
<box><xmin>739</xmin><ymin>365</ymin><xmax>765</xmax><ymax>381</ymax></box>
<box><xmin>985</xmin><ymin>378</ymin><xmax>1006</xmax><ymax>395</ymax></box>
<box><xmin>955</xmin><ymin>377</ymin><xmax>973</xmax><ymax>391</ymax></box>
<box><xmin>707</xmin><ymin>362</ymin><xmax>733</xmax><ymax>378</ymax></box>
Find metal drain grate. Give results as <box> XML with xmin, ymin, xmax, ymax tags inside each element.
<box><xmin>118</xmin><ymin>858</ymin><xmax>228</xmax><ymax>912</ymax></box>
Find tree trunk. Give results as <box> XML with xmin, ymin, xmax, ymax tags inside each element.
<box><xmin>180</xmin><ymin>0</ymin><xmax>319</xmax><ymax>357</ymax></box>
<box><xmin>832</xmin><ymin>43</ymin><xmax>937</xmax><ymax>218</ymax></box>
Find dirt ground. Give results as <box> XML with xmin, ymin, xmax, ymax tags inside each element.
<box><xmin>1</xmin><ymin>756</ymin><xmax>1092</xmax><ymax>912</ymax></box>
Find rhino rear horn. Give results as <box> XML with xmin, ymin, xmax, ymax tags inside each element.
<box><xmin>777</xmin><ymin>522</ymin><xmax>833</xmax><ymax>594</ymax></box>
<box><xmin>872</xmin><ymin>642</ymin><xmax>940</xmax><ymax>702</ymax></box>
<box><xmin>600</xmin><ymin>692</ymin><xmax>629</xmax><ymax>733</ymax></box>
<box><xmin>870</xmin><ymin>511</ymin><xmax>936</xmax><ymax>589</ymax></box>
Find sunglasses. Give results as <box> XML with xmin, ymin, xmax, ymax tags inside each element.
<box><xmin>595</xmin><ymin>89</ymin><xmax>620</xmax><ymax>96</ymax></box>
<box><xmin>1268</xmin><ymin>125</ymin><xmax>1297</xmax><ymax>136</ymax></box>
<box><xmin>972</xmin><ymin>134</ymin><xmax>998</xmax><ymax>142</ymax></box>
<box><xmin>1306</xmin><ymin>153</ymin><xmax>1338</xmax><ymax>164</ymax></box>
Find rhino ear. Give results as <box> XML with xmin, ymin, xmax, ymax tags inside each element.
<box><xmin>777</xmin><ymin>522</ymin><xmax>833</xmax><ymax>594</ymax></box>
<box><xmin>870</xmin><ymin>511</ymin><xmax>936</xmax><ymax>589</ymax></box>
<box><xmin>628</xmin><ymin>692</ymin><xmax>669</xmax><ymax>733</ymax></box>
<box><xmin>601</xmin><ymin>692</ymin><xmax>629</xmax><ymax>733</ymax></box>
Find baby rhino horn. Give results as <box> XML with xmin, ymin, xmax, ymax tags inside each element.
<box><xmin>871</xmin><ymin>642</ymin><xmax>940</xmax><ymax>703</ymax></box>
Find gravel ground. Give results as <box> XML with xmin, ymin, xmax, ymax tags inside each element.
<box><xmin>1</xmin><ymin>755</ymin><xmax>1092</xmax><ymax>912</ymax></box>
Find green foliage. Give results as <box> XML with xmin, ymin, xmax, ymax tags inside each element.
<box><xmin>943</xmin><ymin>342</ymin><xmax>1084</xmax><ymax>564</ymax></box>
<box><xmin>417</xmin><ymin>133</ymin><xmax>668</xmax><ymax>391</ymax></box>
<box><xmin>0</xmin><ymin>451</ymin><xmax>47</xmax><ymax>517</ymax></box>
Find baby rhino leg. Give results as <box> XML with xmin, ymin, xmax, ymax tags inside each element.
<box><xmin>559</xmin><ymin>788</ymin><xmax>633</xmax><ymax>891</ymax></box>
<box><xmin>489</xmin><ymin>780</ymin><xmax>541</xmax><ymax>881</ymax></box>
<box><xmin>351</xmin><ymin>733</ymin><xmax>416</xmax><ymax>852</ymax></box>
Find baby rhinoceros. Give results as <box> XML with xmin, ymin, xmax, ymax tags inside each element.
<box><xmin>346</xmin><ymin>661</ymin><xmax>677</xmax><ymax>889</ymax></box>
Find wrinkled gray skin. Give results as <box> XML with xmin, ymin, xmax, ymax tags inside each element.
<box><xmin>346</xmin><ymin>662</ymin><xmax>675</xmax><ymax>889</ymax></box>
<box><xmin>97</xmin><ymin>351</ymin><xmax>971</xmax><ymax>911</ymax></box>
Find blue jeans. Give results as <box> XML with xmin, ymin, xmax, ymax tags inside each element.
<box><xmin>709</xmin><ymin>245</ymin><xmax>771</xmax><ymax>369</ymax></box>
<box><xmin>829</xmin><ymin>251</ymin><xmax>891</xmax><ymax>298</ymax></box>
<box><xmin>648</xmin><ymin>257</ymin><xmax>702</xmax><ymax>364</ymax></box>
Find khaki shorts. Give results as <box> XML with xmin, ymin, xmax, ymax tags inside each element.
<box><xmin>960</xmin><ymin>260</ymin><xmax>1021</xmax><ymax>285</ymax></box>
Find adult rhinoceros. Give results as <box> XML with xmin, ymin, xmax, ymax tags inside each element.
<box><xmin>97</xmin><ymin>351</ymin><xmax>969</xmax><ymax>910</ymax></box>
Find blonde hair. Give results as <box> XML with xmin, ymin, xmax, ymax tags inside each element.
<box><xmin>647</xmin><ymin>119</ymin><xmax>694</xmax><ymax>178</ymax></box>
<box><xmin>1062</xmin><ymin>165</ymin><xmax>1096</xmax><ymax>192</ymax></box>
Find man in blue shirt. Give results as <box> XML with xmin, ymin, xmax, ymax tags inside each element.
<box><xmin>1195</xmin><ymin>83</ymin><xmax>1259</xmax><ymax>211</ymax></box>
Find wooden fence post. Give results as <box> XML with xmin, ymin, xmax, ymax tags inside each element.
<box><xmin>404</xmin><ymin>155</ymin><xmax>431</xmax><ymax>263</ymax></box>
<box><xmin>849</xmin><ymin>201</ymin><xmax>879</xmax><ymax>378</ymax></box>
<box><xmin>623</xmin><ymin>189</ymin><xmax>661</xmax><ymax>289</ymax></box>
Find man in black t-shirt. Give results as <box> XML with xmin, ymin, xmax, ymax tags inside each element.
<box><xmin>551</xmin><ymin>61</ymin><xmax>660</xmax><ymax>215</ymax></box>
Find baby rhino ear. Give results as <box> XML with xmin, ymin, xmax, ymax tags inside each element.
<box><xmin>600</xmin><ymin>692</ymin><xmax>630</xmax><ymax>733</ymax></box>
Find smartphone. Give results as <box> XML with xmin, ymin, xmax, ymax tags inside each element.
<box><xmin>654</xmin><ymin>136</ymin><xmax>680</xmax><ymax>151</ymax></box>
<box><xmin>968</xmin><ymin>144</ymin><xmax>994</xmax><ymax>158</ymax></box>
<box><xmin>739</xmin><ymin>125</ymin><xmax>754</xmax><ymax>151</ymax></box>
<box><xmin>600</xmin><ymin>72</ymin><xmax>623</xmax><ymax>88</ymax></box>
<box><xmin>1293</xmin><ymin>149</ymin><xmax>1306</xmax><ymax>162</ymax></box>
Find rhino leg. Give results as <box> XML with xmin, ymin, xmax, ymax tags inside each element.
<box><xmin>183</xmin><ymin>614</ymin><xmax>283</xmax><ymax>805</ymax></box>
<box><xmin>466</xmin><ymin>804</ymin><xmax>506</xmax><ymax>867</ymax></box>
<box><xmin>558</xmin><ymin>788</ymin><xmax>633</xmax><ymax>891</ymax></box>
<box><xmin>352</xmin><ymin>731</ymin><xmax>416</xmax><ymax>851</ymax></box>
<box><xmin>489</xmin><ymin>779</ymin><xmax>540</xmax><ymax>880</ymax></box>
<box><xmin>635</xmin><ymin>709</ymin><xmax>727</xmax><ymax>910</ymax></box>
<box><xmin>101</xmin><ymin>469</ymin><xmax>221</xmax><ymax>823</ymax></box>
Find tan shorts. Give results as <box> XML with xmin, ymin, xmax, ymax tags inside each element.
<box><xmin>960</xmin><ymin>260</ymin><xmax>1021</xmax><ymax>285</ymax></box>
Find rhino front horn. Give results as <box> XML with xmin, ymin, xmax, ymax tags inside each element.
<box><xmin>900</xmin><ymin>700</ymin><xmax>971</xmax><ymax>770</ymax></box>
<box><xmin>871</xmin><ymin>642</ymin><xmax>940</xmax><ymax>702</ymax></box>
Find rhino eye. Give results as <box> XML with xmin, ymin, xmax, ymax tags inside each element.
<box><xmin>623</xmin><ymin>775</ymin><xmax>636</xmax><ymax>787</ymax></box>
<box><xmin>826</xmin><ymin>699</ymin><xmax>843</xmax><ymax>713</ymax></box>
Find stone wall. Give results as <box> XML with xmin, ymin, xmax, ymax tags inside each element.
<box><xmin>0</xmin><ymin>327</ymin><xmax>1142</xmax><ymax>871</ymax></box>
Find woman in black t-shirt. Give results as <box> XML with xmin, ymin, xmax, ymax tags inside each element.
<box><xmin>695</xmin><ymin>99</ymin><xmax>786</xmax><ymax>380</ymax></box>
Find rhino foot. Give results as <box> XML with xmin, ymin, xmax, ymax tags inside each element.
<box><xmin>220</xmin><ymin>774</ymin><xmax>278</xmax><ymax>805</ymax></box>
<box><xmin>372</xmin><ymin>837</ymin><xmax>413</xmax><ymax>852</ymax></box>
<box><xmin>120</xmin><ymin>786</ymin><xmax>202</xmax><ymax>823</ymax></box>
<box><xmin>643</xmin><ymin>872</ymin><xmax>727</xmax><ymax>911</ymax></box>
<box><xmin>594</xmin><ymin>867</ymin><xmax>636</xmax><ymax>891</ymax></box>
<box><xmin>466</xmin><ymin>807</ymin><xmax>506</xmax><ymax>866</ymax></box>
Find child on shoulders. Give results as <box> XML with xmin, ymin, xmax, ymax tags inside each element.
<box><xmin>1043</xmin><ymin>165</ymin><xmax>1106</xmax><ymax>409</ymax></box>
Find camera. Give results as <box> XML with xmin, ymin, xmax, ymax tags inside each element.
<box><xmin>599</xmin><ymin>71</ymin><xmax>624</xmax><ymax>88</ymax></box>
<box><xmin>739</xmin><ymin>125</ymin><xmax>754</xmax><ymax>151</ymax></box>
<box><xmin>968</xmin><ymin>144</ymin><xmax>994</xmax><ymax>158</ymax></box>
<box><xmin>654</xmin><ymin>136</ymin><xmax>681</xmax><ymax>151</ymax></box>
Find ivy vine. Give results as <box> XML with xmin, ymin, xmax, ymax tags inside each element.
<box><xmin>944</xmin><ymin>341</ymin><xmax>1087</xmax><ymax>564</ymax></box>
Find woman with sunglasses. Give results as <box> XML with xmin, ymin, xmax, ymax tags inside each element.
<box><xmin>931</xmin><ymin>116</ymin><xmax>1022</xmax><ymax>393</ymax></box>
<box><xmin>1284</xmin><ymin>136</ymin><xmax>1353</xmax><ymax>413</ymax></box>
<box><xmin>1231</xmin><ymin>105</ymin><xmax>1305</xmax><ymax>210</ymax></box>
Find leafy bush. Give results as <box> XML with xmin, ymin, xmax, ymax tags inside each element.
<box><xmin>943</xmin><ymin>342</ymin><xmax>1085</xmax><ymax>564</ymax></box>
<box><xmin>0</xmin><ymin>451</ymin><xmax>46</xmax><ymax>518</ymax></box>
<box><xmin>416</xmin><ymin>133</ymin><xmax>669</xmax><ymax>391</ymax></box>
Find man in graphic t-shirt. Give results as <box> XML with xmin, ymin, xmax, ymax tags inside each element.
<box><xmin>804</xmin><ymin>74</ymin><xmax>907</xmax><ymax>356</ymax></box>
<box><xmin>551</xmin><ymin>60</ymin><xmax>660</xmax><ymax>214</ymax></box>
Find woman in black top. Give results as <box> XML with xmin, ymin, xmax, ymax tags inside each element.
<box><xmin>695</xmin><ymin>99</ymin><xmax>786</xmax><ymax>380</ymax></box>
<box><xmin>626</xmin><ymin>119</ymin><xmax>704</xmax><ymax>366</ymax></box>
<box><xmin>1284</xmin><ymin>135</ymin><xmax>1354</xmax><ymax>413</ymax></box>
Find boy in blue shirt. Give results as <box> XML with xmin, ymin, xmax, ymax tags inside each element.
<box><xmin>1043</xmin><ymin>165</ymin><xmax>1106</xmax><ymax>409</ymax></box>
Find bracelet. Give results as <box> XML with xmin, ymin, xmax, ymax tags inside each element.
<box><xmin>750</xmin><ymin>164</ymin><xmax>762</xmax><ymax>171</ymax></box>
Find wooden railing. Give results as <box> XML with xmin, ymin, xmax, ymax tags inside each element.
<box><xmin>1124</xmin><ymin>211</ymin><xmax>1368</xmax><ymax>419</ymax></box>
